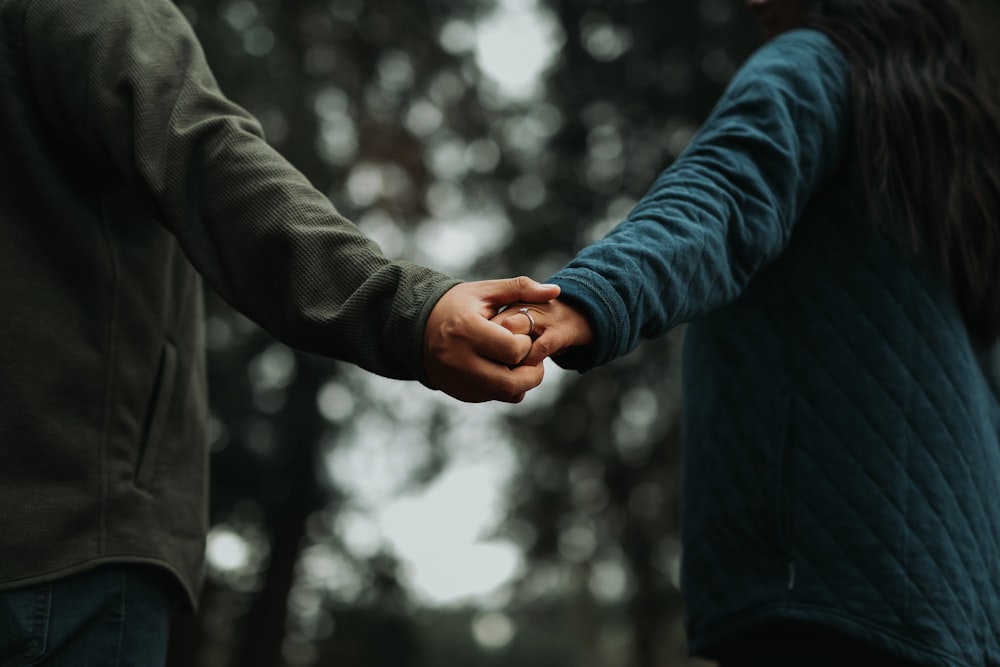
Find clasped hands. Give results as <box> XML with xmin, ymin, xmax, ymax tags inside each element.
<box><xmin>423</xmin><ymin>277</ymin><xmax>593</xmax><ymax>403</ymax></box>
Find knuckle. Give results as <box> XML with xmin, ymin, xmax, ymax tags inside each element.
<box><xmin>533</xmin><ymin>337</ymin><xmax>554</xmax><ymax>358</ymax></box>
<box><xmin>495</xmin><ymin>314</ymin><xmax>516</xmax><ymax>331</ymax></box>
<box><xmin>500</xmin><ymin>377</ymin><xmax>526</xmax><ymax>401</ymax></box>
<box><xmin>447</xmin><ymin>312</ymin><xmax>478</xmax><ymax>339</ymax></box>
<box><xmin>511</xmin><ymin>336</ymin><xmax>531</xmax><ymax>357</ymax></box>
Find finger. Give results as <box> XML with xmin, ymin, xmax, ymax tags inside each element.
<box><xmin>466</xmin><ymin>318</ymin><xmax>533</xmax><ymax>366</ymax></box>
<box><xmin>520</xmin><ymin>332</ymin><xmax>556</xmax><ymax>367</ymax></box>
<box><xmin>475</xmin><ymin>276</ymin><xmax>560</xmax><ymax>311</ymax></box>
<box><xmin>494</xmin><ymin>308</ymin><xmax>535</xmax><ymax>337</ymax></box>
<box><xmin>495</xmin><ymin>363</ymin><xmax>545</xmax><ymax>401</ymax></box>
<box><xmin>447</xmin><ymin>357</ymin><xmax>544</xmax><ymax>403</ymax></box>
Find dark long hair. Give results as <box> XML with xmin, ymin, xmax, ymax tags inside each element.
<box><xmin>807</xmin><ymin>0</ymin><xmax>1000</xmax><ymax>345</ymax></box>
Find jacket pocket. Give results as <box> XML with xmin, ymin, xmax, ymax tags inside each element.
<box><xmin>135</xmin><ymin>341</ymin><xmax>178</xmax><ymax>490</ymax></box>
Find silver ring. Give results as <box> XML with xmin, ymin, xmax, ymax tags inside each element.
<box><xmin>518</xmin><ymin>307</ymin><xmax>535</xmax><ymax>337</ymax></box>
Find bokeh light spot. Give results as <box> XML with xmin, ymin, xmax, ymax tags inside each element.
<box><xmin>472</xmin><ymin>611</ymin><xmax>516</xmax><ymax>650</ymax></box>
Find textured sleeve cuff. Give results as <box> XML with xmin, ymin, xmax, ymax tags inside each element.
<box><xmin>547</xmin><ymin>268</ymin><xmax>630</xmax><ymax>373</ymax></box>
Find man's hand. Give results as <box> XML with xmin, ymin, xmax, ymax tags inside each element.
<box><xmin>492</xmin><ymin>298</ymin><xmax>595</xmax><ymax>367</ymax></box>
<box><xmin>423</xmin><ymin>277</ymin><xmax>560</xmax><ymax>403</ymax></box>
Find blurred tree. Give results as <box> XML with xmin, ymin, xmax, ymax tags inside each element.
<box><xmin>491</xmin><ymin>2</ymin><xmax>755</xmax><ymax>666</ymax></box>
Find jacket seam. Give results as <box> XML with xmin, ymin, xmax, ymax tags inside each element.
<box><xmin>98</xmin><ymin>202</ymin><xmax>121</xmax><ymax>556</ymax></box>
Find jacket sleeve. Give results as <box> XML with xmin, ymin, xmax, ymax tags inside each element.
<box><xmin>22</xmin><ymin>0</ymin><xmax>459</xmax><ymax>381</ymax></box>
<box><xmin>550</xmin><ymin>29</ymin><xmax>852</xmax><ymax>371</ymax></box>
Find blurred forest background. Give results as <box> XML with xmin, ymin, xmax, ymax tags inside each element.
<box><xmin>163</xmin><ymin>1</ymin><xmax>1000</xmax><ymax>666</ymax></box>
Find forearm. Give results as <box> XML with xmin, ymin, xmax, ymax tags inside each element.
<box><xmin>164</xmin><ymin>119</ymin><xmax>460</xmax><ymax>378</ymax></box>
<box><xmin>25</xmin><ymin>0</ymin><xmax>456</xmax><ymax>380</ymax></box>
<box><xmin>548</xmin><ymin>30</ymin><xmax>851</xmax><ymax>371</ymax></box>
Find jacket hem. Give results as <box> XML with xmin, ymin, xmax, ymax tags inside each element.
<box><xmin>688</xmin><ymin>602</ymin><xmax>969</xmax><ymax>667</ymax></box>
<box><xmin>0</xmin><ymin>555</ymin><xmax>199</xmax><ymax>612</ymax></box>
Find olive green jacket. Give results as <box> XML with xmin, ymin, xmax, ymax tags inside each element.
<box><xmin>0</xmin><ymin>0</ymin><xmax>458</xmax><ymax>606</ymax></box>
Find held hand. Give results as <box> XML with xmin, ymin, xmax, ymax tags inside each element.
<box><xmin>423</xmin><ymin>277</ymin><xmax>561</xmax><ymax>403</ymax></box>
<box><xmin>492</xmin><ymin>298</ymin><xmax>594</xmax><ymax>367</ymax></box>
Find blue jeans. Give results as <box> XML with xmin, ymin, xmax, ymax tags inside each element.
<box><xmin>0</xmin><ymin>566</ymin><xmax>173</xmax><ymax>667</ymax></box>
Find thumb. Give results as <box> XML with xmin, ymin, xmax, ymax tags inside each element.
<box><xmin>478</xmin><ymin>276</ymin><xmax>560</xmax><ymax>308</ymax></box>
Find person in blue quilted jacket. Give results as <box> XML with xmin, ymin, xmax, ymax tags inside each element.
<box><xmin>497</xmin><ymin>0</ymin><xmax>1000</xmax><ymax>664</ymax></box>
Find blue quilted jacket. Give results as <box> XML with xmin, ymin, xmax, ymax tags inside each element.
<box><xmin>550</xmin><ymin>29</ymin><xmax>1000</xmax><ymax>666</ymax></box>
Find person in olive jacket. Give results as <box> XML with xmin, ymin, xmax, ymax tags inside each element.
<box><xmin>0</xmin><ymin>0</ymin><xmax>558</xmax><ymax>663</ymax></box>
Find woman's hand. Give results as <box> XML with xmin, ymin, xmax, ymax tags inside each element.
<box><xmin>492</xmin><ymin>298</ymin><xmax>595</xmax><ymax>367</ymax></box>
